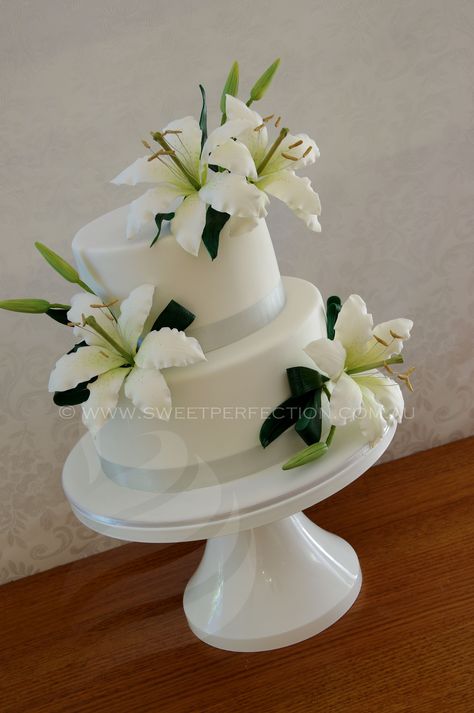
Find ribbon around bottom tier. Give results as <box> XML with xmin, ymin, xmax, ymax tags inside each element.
<box><xmin>99</xmin><ymin>438</ymin><xmax>291</xmax><ymax>493</ymax></box>
<box><xmin>186</xmin><ymin>280</ymin><xmax>286</xmax><ymax>352</ymax></box>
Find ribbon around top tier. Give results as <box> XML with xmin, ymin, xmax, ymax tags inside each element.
<box><xmin>186</xmin><ymin>280</ymin><xmax>286</xmax><ymax>352</ymax></box>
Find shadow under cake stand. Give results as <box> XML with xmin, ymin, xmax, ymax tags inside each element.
<box><xmin>62</xmin><ymin>422</ymin><xmax>396</xmax><ymax>652</ymax></box>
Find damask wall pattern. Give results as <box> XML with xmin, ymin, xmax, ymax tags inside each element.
<box><xmin>1</xmin><ymin>0</ymin><xmax>473</xmax><ymax>584</ymax></box>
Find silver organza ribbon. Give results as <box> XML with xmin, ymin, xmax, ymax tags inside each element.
<box><xmin>187</xmin><ymin>280</ymin><xmax>285</xmax><ymax>352</ymax></box>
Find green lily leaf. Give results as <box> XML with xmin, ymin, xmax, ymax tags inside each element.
<box><xmin>326</xmin><ymin>295</ymin><xmax>342</xmax><ymax>340</ymax></box>
<box><xmin>35</xmin><ymin>242</ymin><xmax>93</xmax><ymax>293</ymax></box>
<box><xmin>260</xmin><ymin>393</ymin><xmax>308</xmax><ymax>448</ymax></box>
<box><xmin>47</xmin><ymin>308</ymin><xmax>71</xmax><ymax>325</ymax></box>
<box><xmin>199</xmin><ymin>84</ymin><xmax>207</xmax><ymax>152</ymax></box>
<box><xmin>53</xmin><ymin>374</ymin><xmax>97</xmax><ymax>407</ymax></box>
<box><xmin>151</xmin><ymin>299</ymin><xmax>196</xmax><ymax>333</ymax></box>
<box><xmin>248</xmin><ymin>58</ymin><xmax>280</xmax><ymax>105</ymax></box>
<box><xmin>282</xmin><ymin>441</ymin><xmax>328</xmax><ymax>471</ymax></box>
<box><xmin>201</xmin><ymin>206</ymin><xmax>230</xmax><ymax>260</ymax></box>
<box><xmin>286</xmin><ymin>366</ymin><xmax>328</xmax><ymax>397</ymax></box>
<box><xmin>151</xmin><ymin>212</ymin><xmax>175</xmax><ymax>247</ymax></box>
<box><xmin>220</xmin><ymin>61</ymin><xmax>239</xmax><ymax>122</ymax></box>
<box><xmin>295</xmin><ymin>389</ymin><xmax>323</xmax><ymax>446</ymax></box>
<box><xmin>0</xmin><ymin>298</ymin><xmax>51</xmax><ymax>313</ymax></box>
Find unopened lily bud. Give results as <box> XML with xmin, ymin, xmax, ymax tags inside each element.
<box><xmin>0</xmin><ymin>298</ymin><xmax>51</xmax><ymax>313</ymax></box>
<box><xmin>249</xmin><ymin>58</ymin><xmax>280</xmax><ymax>103</ymax></box>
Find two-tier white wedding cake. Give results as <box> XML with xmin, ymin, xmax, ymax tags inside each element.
<box><xmin>73</xmin><ymin>207</ymin><xmax>326</xmax><ymax>489</ymax></box>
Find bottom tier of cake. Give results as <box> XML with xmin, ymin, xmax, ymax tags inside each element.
<box><xmin>93</xmin><ymin>277</ymin><xmax>326</xmax><ymax>490</ymax></box>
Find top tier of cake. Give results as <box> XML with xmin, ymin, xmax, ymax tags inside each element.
<box><xmin>72</xmin><ymin>205</ymin><xmax>283</xmax><ymax>351</ymax></box>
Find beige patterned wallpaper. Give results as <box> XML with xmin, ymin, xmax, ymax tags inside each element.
<box><xmin>1</xmin><ymin>0</ymin><xmax>473</xmax><ymax>584</ymax></box>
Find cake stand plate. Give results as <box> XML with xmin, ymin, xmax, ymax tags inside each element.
<box><xmin>62</xmin><ymin>422</ymin><xmax>396</xmax><ymax>652</ymax></box>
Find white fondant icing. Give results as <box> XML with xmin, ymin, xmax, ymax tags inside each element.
<box><xmin>92</xmin><ymin>277</ymin><xmax>326</xmax><ymax>488</ymax></box>
<box><xmin>72</xmin><ymin>205</ymin><xmax>282</xmax><ymax>335</ymax></box>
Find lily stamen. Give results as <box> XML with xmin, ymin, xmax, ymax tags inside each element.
<box><xmin>147</xmin><ymin>149</ymin><xmax>175</xmax><ymax>162</ymax></box>
<box><xmin>384</xmin><ymin>361</ymin><xmax>395</xmax><ymax>374</ymax></box>
<box><xmin>141</xmin><ymin>139</ymin><xmax>151</xmax><ymax>150</ymax></box>
<box><xmin>254</xmin><ymin>123</ymin><xmax>266</xmax><ymax>132</ymax></box>
<box><xmin>390</xmin><ymin>329</ymin><xmax>406</xmax><ymax>340</ymax></box>
<box><xmin>288</xmin><ymin>139</ymin><xmax>303</xmax><ymax>149</ymax></box>
<box><xmin>374</xmin><ymin>334</ymin><xmax>390</xmax><ymax>347</ymax></box>
<box><xmin>281</xmin><ymin>152</ymin><xmax>299</xmax><ymax>161</ymax></box>
<box><xmin>263</xmin><ymin>114</ymin><xmax>275</xmax><ymax>122</ymax></box>
<box><xmin>89</xmin><ymin>300</ymin><xmax>118</xmax><ymax>309</ymax></box>
<box><xmin>274</xmin><ymin>116</ymin><xmax>281</xmax><ymax>128</ymax></box>
<box><xmin>162</xmin><ymin>129</ymin><xmax>183</xmax><ymax>136</ymax></box>
<box><xmin>303</xmin><ymin>146</ymin><xmax>313</xmax><ymax>158</ymax></box>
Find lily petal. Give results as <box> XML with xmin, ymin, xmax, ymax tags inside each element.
<box><xmin>117</xmin><ymin>284</ymin><xmax>155</xmax><ymax>354</ymax></box>
<box><xmin>294</xmin><ymin>208</ymin><xmax>322</xmax><ymax>232</ymax></box>
<box><xmin>202</xmin><ymin>119</ymin><xmax>258</xmax><ymax>161</ymax></box>
<box><xmin>261</xmin><ymin>132</ymin><xmax>319</xmax><ymax>175</ymax></box>
<box><xmin>82</xmin><ymin>367</ymin><xmax>131</xmax><ymax>434</ymax></box>
<box><xmin>354</xmin><ymin>373</ymin><xmax>405</xmax><ymax>423</ymax></box>
<box><xmin>372</xmin><ymin>318</ymin><xmax>413</xmax><ymax>358</ymax></box>
<box><xmin>209</xmin><ymin>140</ymin><xmax>258</xmax><ymax>179</ymax></box>
<box><xmin>356</xmin><ymin>385</ymin><xmax>388</xmax><ymax>445</ymax></box>
<box><xmin>257</xmin><ymin>170</ymin><xmax>321</xmax><ymax>216</ymax></box>
<box><xmin>126</xmin><ymin>186</ymin><xmax>185</xmax><ymax>239</ymax></box>
<box><xmin>222</xmin><ymin>216</ymin><xmax>260</xmax><ymax>238</ymax></box>
<box><xmin>124</xmin><ymin>366</ymin><xmax>172</xmax><ymax>418</ymax></box>
<box><xmin>304</xmin><ymin>338</ymin><xmax>346</xmax><ymax>380</ymax></box>
<box><xmin>162</xmin><ymin>116</ymin><xmax>202</xmax><ymax>176</ymax></box>
<box><xmin>111</xmin><ymin>155</ymin><xmax>175</xmax><ymax>186</ymax></box>
<box><xmin>225</xmin><ymin>95</ymin><xmax>264</xmax><ymax>126</ymax></box>
<box><xmin>171</xmin><ymin>193</ymin><xmax>207</xmax><ymax>256</ymax></box>
<box><xmin>136</xmin><ymin>328</ymin><xmax>206</xmax><ymax>370</ymax></box>
<box><xmin>335</xmin><ymin>294</ymin><xmax>374</xmax><ymax>367</ymax></box>
<box><xmin>329</xmin><ymin>372</ymin><xmax>363</xmax><ymax>426</ymax></box>
<box><xmin>68</xmin><ymin>293</ymin><xmax>123</xmax><ymax>350</ymax></box>
<box><xmin>49</xmin><ymin>346</ymin><xmax>126</xmax><ymax>393</ymax></box>
<box><xmin>199</xmin><ymin>173</ymin><xmax>268</xmax><ymax>219</ymax></box>
<box><xmin>224</xmin><ymin>97</ymin><xmax>269</xmax><ymax>163</ymax></box>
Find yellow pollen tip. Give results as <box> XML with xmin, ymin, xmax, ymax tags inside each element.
<box><xmin>374</xmin><ymin>335</ymin><xmax>390</xmax><ymax>347</ymax></box>
<box><xmin>254</xmin><ymin>123</ymin><xmax>265</xmax><ymax>131</ymax></box>
<box><xmin>263</xmin><ymin>114</ymin><xmax>275</xmax><ymax>122</ymax></box>
<box><xmin>162</xmin><ymin>129</ymin><xmax>182</xmax><ymax>135</ymax></box>
<box><xmin>142</xmin><ymin>140</ymin><xmax>151</xmax><ymax>150</ymax></box>
<box><xmin>390</xmin><ymin>329</ymin><xmax>405</xmax><ymax>340</ymax></box>
<box><xmin>100</xmin><ymin>351</ymin><xmax>110</xmax><ymax>358</ymax></box>
<box><xmin>383</xmin><ymin>362</ymin><xmax>395</xmax><ymax>374</ymax></box>
<box><xmin>303</xmin><ymin>146</ymin><xmax>313</xmax><ymax>158</ymax></box>
<box><xmin>281</xmin><ymin>152</ymin><xmax>299</xmax><ymax>161</ymax></box>
<box><xmin>274</xmin><ymin>116</ymin><xmax>281</xmax><ymax>128</ymax></box>
<box><xmin>288</xmin><ymin>139</ymin><xmax>303</xmax><ymax>149</ymax></box>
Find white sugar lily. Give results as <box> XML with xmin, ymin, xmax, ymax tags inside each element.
<box><xmin>48</xmin><ymin>285</ymin><xmax>206</xmax><ymax>434</ymax></box>
<box><xmin>304</xmin><ymin>295</ymin><xmax>413</xmax><ymax>445</ymax></box>
<box><xmin>112</xmin><ymin>115</ymin><xmax>268</xmax><ymax>255</ymax></box>
<box><xmin>203</xmin><ymin>95</ymin><xmax>322</xmax><ymax>232</ymax></box>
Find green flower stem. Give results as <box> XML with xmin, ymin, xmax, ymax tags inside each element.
<box><xmin>322</xmin><ymin>384</ymin><xmax>331</xmax><ymax>400</ymax></box>
<box><xmin>256</xmin><ymin>127</ymin><xmax>289</xmax><ymax>174</ymax></box>
<box><xmin>325</xmin><ymin>425</ymin><xmax>336</xmax><ymax>447</ymax></box>
<box><xmin>84</xmin><ymin>316</ymin><xmax>133</xmax><ymax>364</ymax></box>
<box><xmin>346</xmin><ymin>354</ymin><xmax>403</xmax><ymax>375</ymax></box>
<box><xmin>151</xmin><ymin>132</ymin><xmax>200</xmax><ymax>191</ymax></box>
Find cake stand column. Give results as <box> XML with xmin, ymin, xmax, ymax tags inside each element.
<box><xmin>183</xmin><ymin>512</ymin><xmax>362</xmax><ymax>652</ymax></box>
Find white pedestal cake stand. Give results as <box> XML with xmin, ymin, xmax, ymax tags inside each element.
<box><xmin>62</xmin><ymin>422</ymin><xmax>396</xmax><ymax>652</ymax></box>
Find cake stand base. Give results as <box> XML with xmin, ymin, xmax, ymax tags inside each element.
<box><xmin>183</xmin><ymin>512</ymin><xmax>361</xmax><ymax>652</ymax></box>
